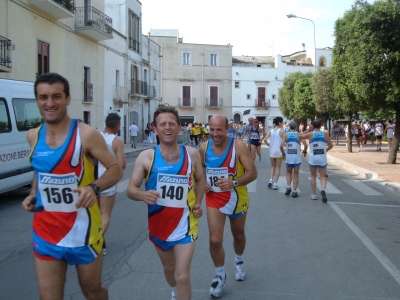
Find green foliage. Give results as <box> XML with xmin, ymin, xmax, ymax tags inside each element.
<box><xmin>294</xmin><ymin>77</ymin><xmax>315</xmax><ymax>119</ymax></box>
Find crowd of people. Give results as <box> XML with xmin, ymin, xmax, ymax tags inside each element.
<box><xmin>21</xmin><ymin>73</ymin><xmax>396</xmax><ymax>300</ymax></box>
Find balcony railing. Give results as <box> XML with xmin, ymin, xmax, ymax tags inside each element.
<box><xmin>0</xmin><ymin>36</ymin><xmax>11</xmax><ymax>72</ymax></box>
<box><xmin>83</xmin><ymin>83</ymin><xmax>93</xmax><ymax>103</ymax></box>
<box><xmin>129</xmin><ymin>38</ymin><xmax>140</xmax><ymax>53</ymax></box>
<box><xmin>206</xmin><ymin>98</ymin><xmax>223</xmax><ymax>109</ymax></box>
<box><xmin>178</xmin><ymin>98</ymin><xmax>196</xmax><ymax>108</ymax></box>
<box><xmin>130</xmin><ymin>79</ymin><xmax>150</xmax><ymax>96</ymax></box>
<box><xmin>29</xmin><ymin>0</ymin><xmax>75</xmax><ymax>19</ymax></box>
<box><xmin>255</xmin><ymin>98</ymin><xmax>269</xmax><ymax>108</ymax></box>
<box><xmin>75</xmin><ymin>6</ymin><xmax>113</xmax><ymax>40</ymax></box>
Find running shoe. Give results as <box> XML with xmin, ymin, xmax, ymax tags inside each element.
<box><xmin>292</xmin><ymin>191</ymin><xmax>298</xmax><ymax>198</ymax></box>
<box><xmin>267</xmin><ymin>180</ymin><xmax>273</xmax><ymax>188</ymax></box>
<box><xmin>235</xmin><ymin>261</ymin><xmax>246</xmax><ymax>281</ymax></box>
<box><xmin>171</xmin><ymin>291</ymin><xmax>176</xmax><ymax>300</ymax></box>
<box><xmin>310</xmin><ymin>194</ymin><xmax>317</xmax><ymax>200</ymax></box>
<box><xmin>209</xmin><ymin>276</ymin><xmax>228</xmax><ymax>298</ymax></box>
<box><xmin>285</xmin><ymin>187</ymin><xmax>292</xmax><ymax>196</ymax></box>
<box><xmin>273</xmin><ymin>183</ymin><xmax>279</xmax><ymax>190</ymax></box>
<box><xmin>321</xmin><ymin>190</ymin><xmax>328</xmax><ymax>203</ymax></box>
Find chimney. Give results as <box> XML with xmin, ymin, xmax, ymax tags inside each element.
<box><xmin>178</xmin><ymin>37</ymin><xmax>183</xmax><ymax>43</ymax></box>
<box><xmin>302</xmin><ymin>43</ymin><xmax>306</xmax><ymax>51</ymax></box>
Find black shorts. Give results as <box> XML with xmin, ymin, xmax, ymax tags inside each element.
<box><xmin>375</xmin><ymin>135</ymin><xmax>382</xmax><ymax>140</ymax></box>
<box><xmin>250</xmin><ymin>140</ymin><xmax>261</xmax><ymax>147</ymax></box>
<box><xmin>355</xmin><ymin>134</ymin><xmax>362</xmax><ymax>138</ymax></box>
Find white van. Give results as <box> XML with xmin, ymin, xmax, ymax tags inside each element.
<box><xmin>0</xmin><ymin>79</ymin><xmax>42</xmax><ymax>194</ymax></box>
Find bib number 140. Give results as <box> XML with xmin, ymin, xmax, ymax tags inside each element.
<box><xmin>43</xmin><ymin>187</ymin><xmax>74</xmax><ymax>204</ymax></box>
<box><xmin>159</xmin><ymin>185</ymin><xmax>184</xmax><ymax>200</ymax></box>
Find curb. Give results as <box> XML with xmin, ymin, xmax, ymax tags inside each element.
<box><xmin>327</xmin><ymin>155</ymin><xmax>379</xmax><ymax>180</ymax></box>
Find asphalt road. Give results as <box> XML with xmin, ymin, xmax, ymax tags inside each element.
<box><xmin>1</xmin><ymin>148</ymin><xmax>400</xmax><ymax>300</ymax></box>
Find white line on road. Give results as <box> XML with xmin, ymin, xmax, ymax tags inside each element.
<box><xmin>329</xmin><ymin>202</ymin><xmax>400</xmax><ymax>286</ymax></box>
<box><xmin>341</xmin><ymin>179</ymin><xmax>383</xmax><ymax>196</ymax></box>
<box><xmin>117</xmin><ymin>179</ymin><xmax>129</xmax><ymax>193</ymax></box>
<box><xmin>330</xmin><ymin>202</ymin><xmax>400</xmax><ymax>208</ymax></box>
<box><xmin>307</xmin><ymin>177</ymin><xmax>343</xmax><ymax>194</ymax></box>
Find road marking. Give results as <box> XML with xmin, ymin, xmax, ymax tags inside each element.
<box><xmin>341</xmin><ymin>179</ymin><xmax>383</xmax><ymax>196</ymax></box>
<box><xmin>329</xmin><ymin>202</ymin><xmax>400</xmax><ymax>286</ymax></box>
<box><xmin>307</xmin><ymin>177</ymin><xmax>343</xmax><ymax>194</ymax></box>
<box><xmin>330</xmin><ymin>202</ymin><xmax>400</xmax><ymax>208</ymax></box>
<box><xmin>275</xmin><ymin>176</ymin><xmax>301</xmax><ymax>194</ymax></box>
<box><xmin>117</xmin><ymin>179</ymin><xmax>129</xmax><ymax>193</ymax></box>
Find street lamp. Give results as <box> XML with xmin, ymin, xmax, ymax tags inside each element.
<box><xmin>286</xmin><ymin>14</ymin><xmax>316</xmax><ymax>72</ymax></box>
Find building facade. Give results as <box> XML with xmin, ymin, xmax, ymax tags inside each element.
<box><xmin>150</xmin><ymin>30</ymin><xmax>232</xmax><ymax>124</ymax></box>
<box><xmin>232</xmin><ymin>47</ymin><xmax>332</xmax><ymax>130</ymax></box>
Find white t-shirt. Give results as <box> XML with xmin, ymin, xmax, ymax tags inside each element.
<box><xmin>129</xmin><ymin>124</ymin><xmax>139</xmax><ymax>136</ymax></box>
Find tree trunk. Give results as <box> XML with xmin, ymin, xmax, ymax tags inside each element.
<box><xmin>386</xmin><ymin>110</ymin><xmax>400</xmax><ymax>164</ymax></box>
<box><xmin>347</xmin><ymin>117</ymin><xmax>353</xmax><ymax>153</ymax></box>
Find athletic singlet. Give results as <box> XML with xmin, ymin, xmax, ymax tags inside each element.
<box><xmin>228</xmin><ymin>128</ymin><xmax>236</xmax><ymax>138</ymax></box>
<box><xmin>97</xmin><ymin>132</ymin><xmax>116</xmax><ymax>194</ymax></box>
<box><xmin>269</xmin><ymin>128</ymin><xmax>283</xmax><ymax>157</ymax></box>
<box><xmin>375</xmin><ymin>123</ymin><xmax>383</xmax><ymax>136</ymax></box>
<box><xmin>286</xmin><ymin>131</ymin><xmax>302</xmax><ymax>165</ymax></box>
<box><xmin>333</xmin><ymin>125</ymin><xmax>340</xmax><ymax>133</ymax></box>
<box><xmin>250</xmin><ymin>126</ymin><xmax>260</xmax><ymax>141</ymax></box>
<box><xmin>387</xmin><ymin>125</ymin><xmax>394</xmax><ymax>138</ymax></box>
<box><xmin>247</xmin><ymin>124</ymin><xmax>253</xmax><ymax>141</ymax></box>
<box><xmin>29</xmin><ymin>119</ymin><xmax>102</xmax><ymax>247</ymax></box>
<box><xmin>145</xmin><ymin>145</ymin><xmax>198</xmax><ymax>242</ymax></box>
<box><xmin>238</xmin><ymin>125</ymin><xmax>244</xmax><ymax>133</ymax></box>
<box><xmin>204</xmin><ymin>138</ymin><xmax>249</xmax><ymax>215</ymax></box>
<box><xmin>309</xmin><ymin>130</ymin><xmax>327</xmax><ymax>166</ymax></box>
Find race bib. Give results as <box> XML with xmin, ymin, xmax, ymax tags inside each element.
<box><xmin>156</xmin><ymin>173</ymin><xmax>189</xmax><ymax>208</ymax></box>
<box><xmin>312</xmin><ymin>143</ymin><xmax>325</xmax><ymax>155</ymax></box>
<box><xmin>251</xmin><ymin>132</ymin><xmax>259</xmax><ymax>139</ymax></box>
<box><xmin>38</xmin><ymin>172</ymin><xmax>79</xmax><ymax>212</ymax></box>
<box><xmin>287</xmin><ymin>149</ymin><xmax>297</xmax><ymax>154</ymax></box>
<box><xmin>206</xmin><ymin>167</ymin><xmax>228</xmax><ymax>192</ymax></box>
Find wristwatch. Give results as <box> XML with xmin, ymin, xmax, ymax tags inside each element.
<box><xmin>232</xmin><ymin>180</ymin><xmax>239</xmax><ymax>187</ymax></box>
<box><xmin>88</xmin><ymin>183</ymin><xmax>101</xmax><ymax>197</ymax></box>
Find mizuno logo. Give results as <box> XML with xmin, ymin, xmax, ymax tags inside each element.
<box><xmin>207</xmin><ymin>169</ymin><xmax>227</xmax><ymax>175</ymax></box>
<box><xmin>158</xmin><ymin>175</ymin><xmax>188</xmax><ymax>184</ymax></box>
<box><xmin>39</xmin><ymin>175</ymin><xmax>76</xmax><ymax>185</ymax></box>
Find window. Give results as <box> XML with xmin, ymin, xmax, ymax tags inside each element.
<box><xmin>12</xmin><ymin>98</ymin><xmax>42</xmax><ymax>131</ymax></box>
<box><xmin>272</xmin><ymin>94</ymin><xmax>276</xmax><ymax>100</ymax></box>
<box><xmin>37</xmin><ymin>40</ymin><xmax>49</xmax><ymax>75</ymax></box>
<box><xmin>183</xmin><ymin>52</ymin><xmax>191</xmax><ymax>65</ymax></box>
<box><xmin>83</xmin><ymin>67</ymin><xmax>93</xmax><ymax>103</ymax></box>
<box><xmin>319</xmin><ymin>56</ymin><xmax>327</xmax><ymax>67</ymax></box>
<box><xmin>128</xmin><ymin>10</ymin><xmax>140</xmax><ymax>52</ymax></box>
<box><xmin>210</xmin><ymin>53</ymin><xmax>218</xmax><ymax>66</ymax></box>
<box><xmin>234</xmin><ymin>81</ymin><xmax>240</xmax><ymax>88</ymax></box>
<box><xmin>246</xmin><ymin>94</ymin><xmax>251</xmax><ymax>100</ymax></box>
<box><xmin>154</xmin><ymin>72</ymin><xmax>157</xmax><ymax>80</ymax></box>
<box><xmin>83</xmin><ymin>111</ymin><xmax>91</xmax><ymax>125</ymax></box>
<box><xmin>0</xmin><ymin>98</ymin><xmax>11</xmax><ymax>132</ymax></box>
<box><xmin>210</xmin><ymin>86</ymin><xmax>218</xmax><ymax>106</ymax></box>
<box><xmin>182</xmin><ymin>86</ymin><xmax>191</xmax><ymax>106</ymax></box>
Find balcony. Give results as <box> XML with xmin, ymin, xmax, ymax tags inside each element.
<box><xmin>83</xmin><ymin>82</ymin><xmax>93</xmax><ymax>103</ymax></box>
<box><xmin>129</xmin><ymin>38</ymin><xmax>140</xmax><ymax>53</ymax></box>
<box><xmin>178</xmin><ymin>98</ymin><xmax>196</xmax><ymax>109</ymax></box>
<box><xmin>129</xmin><ymin>79</ymin><xmax>149</xmax><ymax>96</ymax></box>
<box><xmin>205</xmin><ymin>98</ymin><xmax>223</xmax><ymax>109</ymax></box>
<box><xmin>255</xmin><ymin>98</ymin><xmax>269</xmax><ymax>109</ymax></box>
<box><xmin>29</xmin><ymin>0</ymin><xmax>74</xmax><ymax>19</ymax></box>
<box><xmin>0</xmin><ymin>36</ymin><xmax>12</xmax><ymax>72</ymax></box>
<box><xmin>75</xmin><ymin>7</ymin><xmax>113</xmax><ymax>41</ymax></box>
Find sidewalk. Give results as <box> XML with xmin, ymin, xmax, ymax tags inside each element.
<box><xmin>123</xmin><ymin>138</ymin><xmax>400</xmax><ymax>194</ymax></box>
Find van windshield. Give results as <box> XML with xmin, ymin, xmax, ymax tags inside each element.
<box><xmin>12</xmin><ymin>98</ymin><xmax>43</xmax><ymax>131</ymax></box>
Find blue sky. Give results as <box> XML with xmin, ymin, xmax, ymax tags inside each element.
<box><xmin>141</xmin><ymin>0</ymin><xmax>364</xmax><ymax>56</ymax></box>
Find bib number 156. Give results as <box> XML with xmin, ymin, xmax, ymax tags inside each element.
<box><xmin>43</xmin><ymin>187</ymin><xmax>74</xmax><ymax>204</ymax></box>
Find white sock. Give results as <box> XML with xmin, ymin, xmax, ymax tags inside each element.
<box><xmin>287</xmin><ymin>185</ymin><xmax>291</xmax><ymax>188</ymax></box>
<box><xmin>269</xmin><ymin>179</ymin><xmax>273</xmax><ymax>183</ymax></box>
<box><xmin>171</xmin><ymin>287</ymin><xmax>176</xmax><ymax>297</ymax></box>
<box><xmin>235</xmin><ymin>254</ymin><xmax>244</xmax><ymax>264</ymax></box>
<box><xmin>216</xmin><ymin>266</ymin><xmax>226</xmax><ymax>279</ymax></box>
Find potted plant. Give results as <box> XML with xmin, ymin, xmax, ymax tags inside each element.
<box><xmin>85</xmin><ymin>20</ymin><xmax>94</xmax><ymax>26</ymax></box>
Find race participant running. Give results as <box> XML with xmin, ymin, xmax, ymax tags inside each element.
<box><xmin>22</xmin><ymin>73</ymin><xmax>123</xmax><ymax>300</ymax></box>
<box><xmin>263</xmin><ymin>117</ymin><xmax>285</xmax><ymax>190</ymax></box>
<box><xmin>299</xmin><ymin>119</ymin><xmax>333</xmax><ymax>203</ymax></box>
<box><xmin>200</xmin><ymin>114</ymin><xmax>257</xmax><ymax>298</ymax></box>
<box><xmin>126</xmin><ymin>106</ymin><xmax>205</xmax><ymax>300</ymax></box>
<box><xmin>375</xmin><ymin>120</ymin><xmax>384</xmax><ymax>151</ymax></box>
<box><xmin>237</xmin><ymin>121</ymin><xmax>245</xmax><ymax>140</ymax></box>
<box><xmin>97</xmin><ymin>113</ymin><xmax>127</xmax><ymax>255</ymax></box>
<box><xmin>385</xmin><ymin>120</ymin><xmax>395</xmax><ymax>150</ymax></box>
<box><xmin>246</xmin><ymin>117</ymin><xmax>254</xmax><ymax>151</ymax></box>
<box><xmin>332</xmin><ymin>121</ymin><xmax>340</xmax><ymax>145</ymax></box>
<box><xmin>280</xmin><ymin>121</ymin><xmax>308</xmax><ymax>197</ymax></box>
<box><xmin>248</xmin><ymin>119</ymin><xmax>264</xmax><ymax>161</ymax></box>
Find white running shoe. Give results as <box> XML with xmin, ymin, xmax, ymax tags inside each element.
<box><xmin>171</xmin><ymin>290</ymin><xmax>176</xmax><ymax>300</ymax></box>
<box><xmin>209</xmin><ymin>276</ymin><xmax>228</xmax><ymax>298</ymax></box>
<box><xmin>235</xmin><ymin>262</ymin><xmax>246</xmax><ymax>281</ymax></box>
<box><xmin>310</xmin><ymin>194</ymin><xmax>317</xmax><ymax>200</ymax></box>
<box><xmin>273</xmin><ymin>183</ymin><xmax>279</xmax><ymax>190</ymax></box>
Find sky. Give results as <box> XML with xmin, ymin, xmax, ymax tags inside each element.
<box><xmin>141</xmin><ymin>0</ymin><xmax>363</xmax><ymax>57</ymax></box>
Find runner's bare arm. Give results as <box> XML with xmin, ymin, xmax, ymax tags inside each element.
<box><xmin>126</xmin><ymin>149</ymin><xmax>159</xmax><ymax>205</ymax></box>
<box><xmin>113</xmin><ymin>137</ymin><xmax>127</xmax><ymax>170</ymax></box>
<box><xmin>199</xmin><ymin>143</ymin><xmax>211</xmax><ymax>193</ymax></box>
<box><xmin>188</xmin><ymin>147</ymin><xmax>205</xmax><ymax>218</ymax></box>
<box><xmin>235</xmin><ymin>140</ymin><xmax>257</xmax><ymax>186</ymax></box>
<box><xmin>263</xmin><ymin>130</ymin><xmax>271</xmax><ymax>146</ymax></box>
<box><xmin>22</xmin><ymin>128</ymin><xmax>40</xmax><ymax>212</ymax></box>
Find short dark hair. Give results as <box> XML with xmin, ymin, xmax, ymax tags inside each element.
<box><xmin>312</xmin><ymin>119</ymin><xmax>322</xmax><ymax>129</ymax></box>
<box><xmin>153</xmin><ymin>106</ymin><xmax>180</xmax><ymax>126</ymax></box>
<box><xmin>105</xmin><ymin>113</ymin><xmax>121</xmax><ymax>128</ymax></box>
<box><xmin>34</xmin><ymin>73</ymin><xmax>70</xmax><ymax>98</ymax></box>
<box><xmin>273</xmin><ymin>116</ymin><xmax>283</xmax><ymax>126</ymax></box>
<box><xmin>289</xmin><ymin>121</ymin><xmax>298</xmax><ymax>130</ymax></box>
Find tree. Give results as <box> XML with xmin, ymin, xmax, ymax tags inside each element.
<box><xmin>333</xmin><ymin>0</ymin><xmax>400</xmax><ymax>162</ymax></box>
<box><xmin>293</xmin><ymin>77</ymin><xmax>315</xmax><ymax>119</ymax></box>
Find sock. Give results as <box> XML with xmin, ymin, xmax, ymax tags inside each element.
<box><xmin>235</xmin><ymin>254</ymin><xmax>244</xmax><ymax>265</ymax></box>
<box><xmin>287</xmin><ymin>185</ymin><xmax>291</xmax><ymax>189</ymax></box>
<box><xmin>215</xmin><ymin>266</ymin><xmax>226</xmax><ymax>279</ymax></box>
<box><xmin>269</xmin><ymin>179</ymin><xmax>273</xmax><ymax>183</ymax></box>
<box><xmin>171</xmin><ymin>287</ymin><xmax>176</xmax><ymax>297</ymax></box>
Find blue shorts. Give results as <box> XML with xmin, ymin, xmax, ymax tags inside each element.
<box><xmin>150</xmin><ymin>234</ymin><xmax>194</xmax><ymax>251</ymax></box>
<box><xmin>228</xmin><ymin>211</ymin><xmax>245</xmax><ymax>219</ymax></box>
<box><xmin>238</xmin><ymin>132</ymin><xmax>244</xmax><ymax>137</ymax></box>
<box><xmin>309</xmin><ymin>163</ymin><xmax>327</xmax><ymax>168</ymax></box>
<box><xmin>32</xmin><ymin>231</ymin><xmax>103</xmax><ymax>265</ymax></box>
<box><xmin>286</xmin><ymin>163</ymin><xmax>301</xmax><ymax>168</ymax></box>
